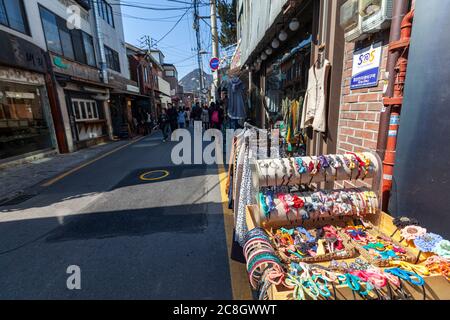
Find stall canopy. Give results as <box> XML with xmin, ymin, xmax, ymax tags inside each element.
<box><xmin>239</xmin><ymin>0</ymin><xmax>289</xmax><ymax>66</ymax></box>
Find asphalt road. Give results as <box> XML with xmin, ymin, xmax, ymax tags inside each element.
<box><xmin>0</xmin><ymin>131</ymin><xmax>233</xmax><ymax>299</ymax></box>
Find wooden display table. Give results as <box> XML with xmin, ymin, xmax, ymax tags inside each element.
<box><xmin>245</xmin><ymin>205</ymin><xmax>450</xmax><ymax>300</ymax></box>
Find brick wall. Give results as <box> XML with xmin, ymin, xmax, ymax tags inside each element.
<box><xmin>335</xmin><ymin>31</ymin><xmax>389</xmax><ymax>188</ymax></box>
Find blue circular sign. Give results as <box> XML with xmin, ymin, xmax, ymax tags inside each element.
<box><xmin>210</xmin><ymin>57</ymin><xmax>220</xmax><ymax>71</ymax></box>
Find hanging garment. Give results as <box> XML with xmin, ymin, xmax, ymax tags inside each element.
<box><xmin>226</xmin><ymin>137</ymin><xmax>237</xmax><ymax>195</ymax></box>
<box><xmin>296</xmin><ymin>97</ymin><xmax>304</xmax><ymax>134</ymax></box>
<box><xmin>235</xmin><ymin>142</ymin><xmax>253</xmax><ymax>246</ymax></box>
<box><xmin>233</xmin><ymin>135</ymin><xmax>246</xmax><ymax>219</ymax></box>
<box><xmin>301</xmin><ymin>59</ymin><xmax>331</xmax><ymax>133</ymax></box>
<box><xmin>282</xmin><ymin>97</ymin><xmax>290</xmax><ymax>123</ymax></box>
<box><xmin>227</xmin><ymin>77</ymin><xmax>246</xmax><ymax>120</ymax></box>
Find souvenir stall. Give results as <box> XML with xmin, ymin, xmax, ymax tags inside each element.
<box><xmin>238</xmin><ymin>152</ymin><xmax>450</xmax><ymax>300</ymax></box>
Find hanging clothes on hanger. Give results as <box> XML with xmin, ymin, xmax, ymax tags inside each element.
<box><xmin>227</xmin><ymin>76</ymin><xmax>246</xmax><ymax>121</ymax></box>
<box><xmin>301</xmin><ymin>58</ymin><xmax>331</xmax><ymax>133</ymax></box>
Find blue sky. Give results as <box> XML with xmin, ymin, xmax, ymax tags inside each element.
<box><xmin>120</xmin><ymin>0</ymin><xmax>215</xmax><ymax>79</ymax></box>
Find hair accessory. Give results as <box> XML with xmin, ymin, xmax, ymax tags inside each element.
<box><xmin>413</xmin><ymin>233</ymin><xmax>444</xmax><ymax>252</ymax></box>
<box><xmin>401</xmin><ymin>225</ymin><xmax>427</xmax><ymax>241</ymax></box>
<box><xmin>393</xmin><ymin>216</ymin><xmax>419</xmax><ymax>229</ymax></box>
<box><xmin>433</xmin><ymin>240</ymin><xmax>450</xmax><ymax>259</ymax></box>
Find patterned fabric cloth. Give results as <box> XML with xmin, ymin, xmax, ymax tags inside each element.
<box><xmin>228</xmin><ymin>125</ymin><xmax>281</xmax><ymax>246</ymax></box>
<box><xmin>235</xmin><ymin>142</ymin><xmax>252</xmax><ymax>246</ymax></box>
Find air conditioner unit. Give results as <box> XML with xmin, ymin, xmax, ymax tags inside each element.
<box><xmin>340</xmin><ymin>0</ymin><xmax>367</xmax><ymax>42</ymax></box>
<box><xmin>360</xmin><ymin>0</ymin><xmax>393</xmax><ymax>33</ymax></box>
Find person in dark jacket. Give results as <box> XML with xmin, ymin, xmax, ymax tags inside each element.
<box><xmin>192</xmin><ymin>102</ymin><xmax>202</xmax><ymax>122</ymax></box>
<box><xmin>159</xmin><ymin>108</ymin><xmax>171</xmax><ymax>142</ymax></box>
<box><xmin>167</xmin><ymin>106</ymin><xmax>178</xmax><ymax>132</ymax></box>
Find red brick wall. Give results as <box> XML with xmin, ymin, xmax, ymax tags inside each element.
<box><xmin>335</xmin><ymin>32</ymin><xmax>389</xmax><ymax>188</ymax></box>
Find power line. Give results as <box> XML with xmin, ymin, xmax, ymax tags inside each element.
<box><xmin>154</xmin><ymin>7</ymin><xmax>192</xmax><ymax>45</ymax></box>
<box><xmin>109</xmin><ymin>0</ymin><xmax>209</xmax><ymax>10</ymax></box>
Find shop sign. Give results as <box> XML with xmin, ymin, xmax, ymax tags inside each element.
<box><xmin>53</xmin><ymin>56</ymin><xmax>69</xmax><ymax>69</ymax></box>
<box><xmin>127</xmin><ymin>84</ymin><xmax>140</xmax><ymax>93</ymax></box>
<box><xmin>0</xmin><ymin>30</ymin><xmax>47</xmax><ymax>74</ymax></box>
<box><xmin>351</xmin><ymin>42</ymin><xmax>382</xmax><ymax>90</ymax></box>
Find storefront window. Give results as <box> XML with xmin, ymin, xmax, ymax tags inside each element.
<box><xmin>0</xmin><ymin>82</ymin><xmax>53</xmax><ymax>160</ymax></box>
<box><xmin>71</xmin><ymin>99</ymin><xmax>99</xmax><ymax>121</ymax></box>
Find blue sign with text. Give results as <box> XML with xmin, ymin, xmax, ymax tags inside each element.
<box><xmin>351</xmin><ymin>42</ymin><xmax>382</xmax><ymax>90</ymax></box>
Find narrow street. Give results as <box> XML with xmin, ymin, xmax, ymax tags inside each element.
<box><xmin>0</xmin><ymin>132</ymin><xmax>234</xmax><ymax>299</ymax></box>
<box><xmin>1</xmin><ymin>0</ymin><xmax>449</xmax><ymax>308</ymax></box>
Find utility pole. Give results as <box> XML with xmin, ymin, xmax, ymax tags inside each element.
<box><xmin>210</xmin><ymin>0</ymin><xmax>220</xmax><ymax>102</ymax></box>
<box><xmin>194</xmin><ymin>0</ymin><xmax>205</xmax><ymax>104</ymax></box>
<box><xmin>140</xmin><ymin>35</ymin><xmax>157</xmax><ymax>51</ymax></box>
<box><xmin>140</xmin><ymin>35</ymin><xmax>158</xmax><ymax>117</ymax></box>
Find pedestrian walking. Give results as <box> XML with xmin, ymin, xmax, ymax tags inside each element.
<box><xmin>177</xmin><ymin>108</ymin><xmax>187</xmax><ymax>129</ymax></box>
<box><xmin>192</xmin><ymin>102</ymin><xmax>202</xmax><ymax>123</ymax></box>
<box><xmin>145</xmin><ymin>111</ymin><xmax>153</xmax><ymax>135</ymax></box>
<box><xmin>201</xmin><ymin>105</ymin><xmax>210</xmax><ymax>130</ymax></box>
<box><xmin>185</xmin><ymin>107</ymin><xmax>191</xmax><ymax>128</ymax></box>
<box><xmin>209</xmin><ymin>101</ymin><xmax>224</xmax><ymax>130</ymax></box>
<box><xmin>167</xmin><ymin>105</ymin><xmax>178</xmax><ymax>132</ymax></box>
<box><xmin>159</xmin><ymin>108</ymin><xmax>171</xmax><ymax>142</ymax></box>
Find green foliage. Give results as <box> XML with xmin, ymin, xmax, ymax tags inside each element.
<box><xmin>217</xmin><ymin>0</ymin><xmax>237</xmax><ymax>47</ymax></box>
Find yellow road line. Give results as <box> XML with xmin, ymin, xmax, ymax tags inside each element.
<box><xmin>42</xmin><ymin>137</ymin><xmax>146</xmax><ymax>187</ymax></box>
<box><xmin>218</xmin><ymin>164</ymin><xmax>253</xmax><ymax>300</ymax></box>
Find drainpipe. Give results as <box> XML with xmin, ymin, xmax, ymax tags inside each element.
<box><xmin>381</xmin><ymin>10</ymin><xmax>415</xmax><ymax>211</ymax></box>
<box><xmin>376</xmin><ymin>0</ymin><xmax>409</xmax><ymax>161</ymax></box>
<box><xmin>92</xmin><ymin>0</ymin><xmax>108</xmax><ymax>84</ymax></box>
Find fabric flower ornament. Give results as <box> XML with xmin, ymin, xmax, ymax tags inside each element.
<box><xmin>393</xmin><ymin>216</ymin><xmax>419</xmax><ymax>229</ymax></box>
<box><xmin>413</xmin><ymin>233</ymin><xmax>444</xmax><ymax>252</ymax></box>
<box><xmin>433</xmin><ymin>240</ymin><xmax>450</xmax><ymax>259</ymax></box>
<box><xmin>401</xmin><ymin>225</ymin><xmax>427</xmax><ymax>241</ymax></box>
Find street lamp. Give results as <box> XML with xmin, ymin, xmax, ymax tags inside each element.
<box><xmin>289</xmin><ymin>18</ymin><xmax>300</xmax><ymax>31</ymax></box>
<box><xmin>271</xmin><ymin>38</ymin><xmax>280</xmax><ymax>49</ymax></box>
<box><xmin>278</xmin><ymin>30</ymin><xmax>288</xmax><ymax>42</ymax></box>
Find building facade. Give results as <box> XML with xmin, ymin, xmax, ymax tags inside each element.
<box><xmin>162</xmin><ymin>63</ymin><xmax>182</xmax><ymax>107</ymax></box>
<box><xmin>0</xmin><ymin>0</ymin><xmax>138</xmax><ymax>162</ymax></box>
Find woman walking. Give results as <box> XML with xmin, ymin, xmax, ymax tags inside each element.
<box><xmin>177</xmin><ymin>108</ymin><xmax>187</xmax><ymax>129</ymax></box>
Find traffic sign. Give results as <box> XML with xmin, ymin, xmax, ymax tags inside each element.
<box><xmin>209</xmin><ymin>57</ymin><xmax>220</xmax><ymax>71</ymax></box>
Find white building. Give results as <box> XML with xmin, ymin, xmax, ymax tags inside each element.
<box><xmin>157</xmin><ymin>77</ymin><xmax>172</xmax><ymax>110</ymax></box>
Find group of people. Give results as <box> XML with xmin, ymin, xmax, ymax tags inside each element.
<box><xmin>191</xmin><ymin>101</ymin><xmax>225</xmax><ymax>130</ymax></box>
<box><xmin>158</xmin><ymin>101</ymin><xmax>225</xmax><ymax>142</ymax></box>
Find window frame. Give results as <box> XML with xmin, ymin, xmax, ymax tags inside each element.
<box><xmin>82</xmin><ymin>31</ymin><xmax>97</xmax><ymax>67</ymax></box>
<box><xmin>94</xmin><ymin>0</ymin><xmax>115</xmax><ymax>28</ymax></box>
<box><xmin>39</xmin><ymin>5</ymin><xmax>96</xmax><ymax>68</ymax></box>
<box><xmin>104</xmin><ymin>45</ymin><xmax>121</xmax><ymax>73</ymax></box>
<box><xmin>72</xmin><ymin>98</ymin><xmax>100</xmax><ymax>121</ymax></box>
<box><xmin>0</xmin><ymin>0</ymin><xmax>30</xmax><ymax>35</ymax></box>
